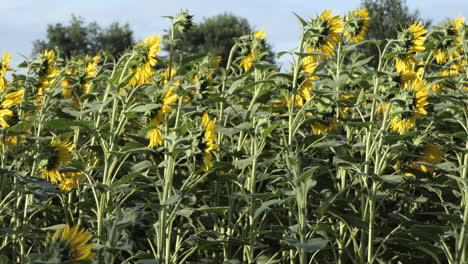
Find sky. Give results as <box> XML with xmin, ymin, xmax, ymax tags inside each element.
<box><xmin>1</xmin><ymin>0</ymin><xmax>468</xmax><ymax>70</ymax></box>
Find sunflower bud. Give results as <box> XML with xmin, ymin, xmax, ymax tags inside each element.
<box><xmin>175</xmin><ymin>11</ymin><xmax>194</xmax><ymax>32</ymax></box>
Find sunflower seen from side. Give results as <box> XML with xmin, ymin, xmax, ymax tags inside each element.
<box><xmin>44</xmin><ymin>224</ymin><xmax>95</xmax><ymax>262</ymax></box>
<box><xmin>0</xmin><ymin>52</ymin><xmax>13</xmax><ymax>91</ymax></box>
<box><xmin>129</xmin><ymin>35</ymin><xmax>161</xmax><ymax>86</ymax></box>
<box><xmin>0</xmin><ymin>89</ymin><xmax>24</xmax><ymax>128</ymax></box>
<box><xmin>239</xmin><ymin>30</ymin><xmax>266</xmax><ymax>72</ymax></box>
<box><xmin>147</xmin><ymin>82</ymin><xmax>179</xmax><ymax>148</ymax></box>
<box><xmin>294</xmin><ymin>55</ymin><xmax>319</xmax><ymax>107</ymax></box>
<box><xmin>200</xmin><ymin>113</ymin><xmax>219</xmax><ymax>172</ymax></box>
<box><xmin>389</xmin><ymin>78</ymin><xmax>429</xmax><ymax>134</ymax></box>
<box><xmin>432</xmin><ymin>17</ymin><xmax>465</xmax><ymax>64</ymax></box>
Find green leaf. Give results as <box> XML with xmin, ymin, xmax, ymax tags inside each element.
<box><xmin>110</xmin><ymin>172</ymin><xmax>143</xmax><ymax>188</ymax></box>
<box><xmin>163</xmin><ymin>191</ymin><xmax>182</xmax><ymax>206</ymax></box>
<box><xmin>45</xmin><ymin>119</ymin><xmax>91</xmax><ymax>130</ymax></box>
<box><xmin>254</xmin><ymin>199</ymin><xmax>284</xmax><ymax>219</ymax></box>
<box><xmin>131</xmin><ymin>161</ymin><xmax>153</xmax><ymax>172</ymax></box>
<box><xmin>292</xmin><ymin>12</ymin><xmax>307</xmax><ymax>27</ymax></box>
<box><xmin>261</xmin><ymin>122</ymin><xmax>280</xmax><ymax>139</ymax></box>
<box><xmin>283</xmin><ymin>236</ymin><xmax>328</xmax><ymax>253</ymax></box>
<box><xmin>234</xmin><ymin>153</ymin><xmax>260</xmax><ymax>169</ymax></box>
<box><xmin>128</xmin><ymin>104</ymin><xmax>162</xmax><ymax>112</ymax></box>
<box><xmin>296</xmin><ymin>167</ymin><xmax>318</xmax><ymax>185</ymax></box>
<box><xmin>312</xmin><ymin>140</ymin><xmax>345</xmax><ymax>148</ymax></box>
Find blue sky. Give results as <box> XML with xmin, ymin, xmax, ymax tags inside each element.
<box><xmin>1</xmin><ymin>0</ymin><xmax>467</xmax><ymax>70</ymax></box>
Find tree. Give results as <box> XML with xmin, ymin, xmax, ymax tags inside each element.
<box><xmin>167</xmin><ymin>12</ymin><xmax>275</xmax><ymax>65</ymax></box>
<box><xmin>33</xmin><ymin>15</ymin><xmax>134</xmax><ymax>59</ymax></box>
<box><xmin>360</xmin><ymin>0</ymin><xmax>431</xmax><ymax>65</ymax></box>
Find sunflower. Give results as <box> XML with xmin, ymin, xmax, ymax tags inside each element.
<box><xmin>305</xmin><ymin>10</ymin><xmax>344</xmax><ymax>58</ymax></box>
<box><xmin>344</xmin><ymin>9</ymin><xmax>370</xmax><ymax>43</ymax></box>
<box><xmin>59</xmin><ymin>172</ymin><xmax>85</xmax><ymax>192</ymax></box>
<box><xmin>163</xmin><ymin>68</ymin><xmax>177</xmax><ymax>84</ymax></box>
<box><xmin>294</xmin><ymin>55</ymin><xmax>319</xmax><ymax>107</ymax></box>
<box><xmin>0</xmin><ymin>89</ymin><xmax>24</xmax><ymax>128</ymax></box>
<box><xmin>312</xmin><ymin>119</ymin><xmax>337</xmax><ymax>135</ymax></box>
<box><xmin>433</xmin><ymin>17</ymin><xmax>465</xmax><ymax>64</ymax></box>
<box><xmin>339</xmin><ymin>92</ymin><xmax>360</xmax><ymax>116</ymax></box>
<box><xmin>42</xmin><ymin>138</ymin><xmax>74</xmax><ymax>183</ymax></box>
<box><xmin>63</xmin><ymin>55</ymin><xmax>100</xmax><ymax>105</ymax></box>
<box><xmin>389</xmin><ymin>78</ymin><xmax>429</xmax><ymax>134</ymax></box>
<box><xmin>0</xmin><ymin>52</ymin><xmax>13</xmax><ymax>91</ymax></box>
<box><xmin>0</xmin><ymin>134</ymin><xmax>27</xmax><ymax>150</ymax></box>
<box><xmin>44</xmin><ymin>224</ymin><xmax>95</xmax><ymax>261</ymax></box>
<box><xmin>240</xmin><ymin>50</ymin><xmax>255</xmax><ymax>72</ymax></box>
<box><xmin>35</xmin><ymin>50</ymin><xmax>60</xmax><ymax>105</ymax></box>
<box><xmin>254</xmin><ymin>29</ymin><xmax>266</xmax><ymax>39</ymax></box>
<box><xmin>394</xmin><ymin>23</ymin><xmax>427</xmax><ymax>72</ymax></box>
<box><xmin>201</xmin><ymin>113</ymin><xmax>219</xmax><ymax>172</ymax></box>
<box><xmin>147</xmin><ymin>82</ymin><xmax>179</xmax><ymax>147</ymax></box>
<box><xmin>413</xmin><ymin>144</ymin><xmax>444</xmax><ymax>173</ymax></box>
<box><xmin>129</xmin><ymin>35</ymin><xmax>161</xmax><ymax>86</ymax></box>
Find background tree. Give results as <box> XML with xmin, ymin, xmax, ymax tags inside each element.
<box><xmin>33</xmin><ymin>15</ymin><xmax>134</xmax><ymax>59</ymax></box>
<box><xmin>360</xmin><ymin>0</ymin><xmax>431</xmax><ymax>65</ymax></box>
<box><xmin>166</xmin><ymin>12</ymin><xmax>275</xmax><ymax>65</ymax></box>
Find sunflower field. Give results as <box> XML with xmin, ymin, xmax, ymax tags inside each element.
<box><xmin>1</xmin><ymin>9</ymin><xmax>468</xmax><ymax>264</ymax></box>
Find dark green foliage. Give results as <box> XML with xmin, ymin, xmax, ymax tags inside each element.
<box><xmin>33</xmin><ymin>15</ymin><xmax>134</xmax><ymax>59</ymax></box>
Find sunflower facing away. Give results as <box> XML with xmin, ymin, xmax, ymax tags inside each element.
<box><xmin>0</xmin><ymin>89</ymin><xmax>25</xmax><ymax>128</ymax></box>
<box><xmin>42</xmin><ymin>138</ymin><xmax>74</xmax><ymax>183</ymax></box>
<box><xmin>344</xmin><ymin>9</ymin><xmax>370</xmax><ymax>43</ymax></box>
<box><xmin>200</xmin><ymin>113</ymin><xmax>219</xmax><ymax>172</ymax></box>
<box><xmin>35</xmin><ymin>50</ymin><xmax>60</xmax><ymax>105</ymax></box>
<box><xmin>129</xmin><ymin>35</ymin><xmax>161</xmax><ymax>86</ymax></box>
<box><xmin>63</xmin><ymin>55</ymin><xmax>101</xmax><ymax>105</ymax></box>
<box><xmin>394</xmin><ymin>23</ymin><xmax>428</xmax><ymax>73</ymax></box>
<box><xmin>389</xmin><ymin>78</ymin><xmax>429</xmax><ymax>134</ymax></box>
<box><xmin>433</xmin><ymin>17</ymin><xmax>465</xmax><ymax>64</ymax></box>
<box><xmin>44</xmin><ymin>224</ymin><xmax>95</xmax><ymax>262</ymax></box>
<box><xmin>305</xmin><ymin>10</ymin><xmax>344</xmax><ymax>58</ymax></box>
<box><xmin>147</xmin><ymin>82</ymin><xmax>179</xmax><ymax>147</ymax></box>
<box><xmin>0</xmin><ymin>52</ymin><xmax>13</xmax><ymax>91</ymax></box>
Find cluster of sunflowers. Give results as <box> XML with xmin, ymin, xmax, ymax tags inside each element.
<box><xmin>1</xmin><ymin>8</ymin><xmax>468</xmax><ymax>264</ymax></box>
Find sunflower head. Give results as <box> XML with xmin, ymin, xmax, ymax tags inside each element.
<box><xmin>305</xmin><ymin>10</ymin><xmax>344</xmax><ymax>57</ymax></box>
<box><xmin>344</xmin><ymin>9</ymin><xmax>370</xmax><ymax>43</ymax></box>
<box><xmin>395</xmin><ymin>22</ymin><xmax>427</xmax><ymax>53</ymax></box>
<box><xmin>129</xmin><ymin>35</ymin><xmax>161</xmax><ymax>86</ymax></box>
<box><xmin>432</xmin><ymin>17</ymin><xmax>465</xmax><ymax>64</ymax></box>
<box><xmin>58</xmin><ymin>172</ymin><xmax>84</xmax><ymax>192</ymax></box>
<box><xmin>239</xmin><ymin>51</ymin><xmax>255</xmax><ymax>71</ymax></box>
<box><xmin>199</xmin><ymin>113</ymin><xmax>219</xmax><ymax>172</ymax></box>
<box><xmin>0</xmin><ymin>52</ymin><xmax>13</xmax><ymax>91</ymax></box>
<box><xmin>43</xmin><ymin>224</ymin><xmax>95</xmax><ymax>262</ymax></box>
<box><xmin>312</xmin><ymin>119</ymin><xmax>337</xmax><ymax>135</ymax></box>
<box><xmin>41</xmin><ymin>138</ymin><xmax>74</xmax><ymax>183</ymax></box>
<box><xmin>389</xmin><ymin>78</ymin><xmax>429</xmax><ymax>134</ymax></box>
